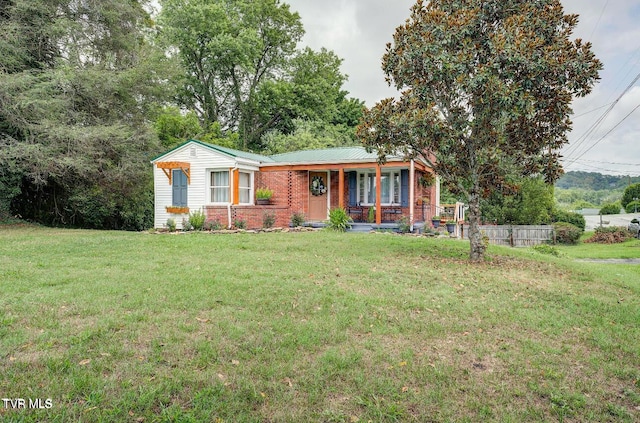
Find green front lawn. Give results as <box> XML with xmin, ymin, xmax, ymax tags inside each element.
<box><xmin>1</xmin><ymin>226</ymin><xmax>638</xmax><ymax>422</ymax></box>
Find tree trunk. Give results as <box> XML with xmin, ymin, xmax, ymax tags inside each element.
<box><xmin>467</xmin><ymin>186</ymin><xmax>486</xmax><ymax>262</ymax></box>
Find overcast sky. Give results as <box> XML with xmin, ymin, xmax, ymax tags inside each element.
<box><xmin>286</xmin><ymin>0</ymin><xmax>640</xmax><ymax>176</ymax></box>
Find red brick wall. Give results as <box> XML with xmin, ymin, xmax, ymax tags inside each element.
<box><xmin>204</xmin><ymin>168</ymin><xmax>438</xmax><ymax>229</ymax></box>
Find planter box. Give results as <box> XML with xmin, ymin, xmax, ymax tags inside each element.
<box><xmin>256</xmin><ymin>199</ymin><xmax>271</xmax><ymax>205</ymax></box>
<box><xmin>166</xmin><ymin>206</ymin><xmax>189</xmax><ymax>214</ymax></box>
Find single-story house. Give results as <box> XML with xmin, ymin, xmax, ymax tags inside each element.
<box><xmin>151</xmin><ymin>139</ymin><xmax>440</xmax><ymax>230</ymax></box>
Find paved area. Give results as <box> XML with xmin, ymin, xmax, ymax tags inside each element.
<box><xmin>583</xmin><ymin>213</ymin><xmax>639</xmax><ymax>231</ymax></box>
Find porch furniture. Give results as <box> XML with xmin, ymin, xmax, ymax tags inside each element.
<box><xmin>347</xmin><ymin>206</ymin><xmax>364</xmax><ymax>222</ymax></box>
<box><xmin>383</xmin><ymin>207</ymin><xmax>403</xmax><ymax>222</ymax></box>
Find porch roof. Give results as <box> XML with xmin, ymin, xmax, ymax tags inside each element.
<box><xmin>267</xmin><ymin>146</ymin><xmax>406</xmax><ymax>166</ymax></box>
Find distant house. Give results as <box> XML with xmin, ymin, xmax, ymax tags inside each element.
<box><xmin>151</xmin><ymin>139</ymin><xmax>439</xmax><ymax>230</ymax></box>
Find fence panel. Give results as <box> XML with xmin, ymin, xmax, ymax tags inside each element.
<box><xmin>462</xmin><ymin>225</ymin><xmax>554</xmax><ymax>247</ymax></box>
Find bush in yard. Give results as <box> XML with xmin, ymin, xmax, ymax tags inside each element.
<box><xmin>166</xmin><ymin>218</ymin><xmax>176</xmax><ymax>232</ymax></box>
<box><xmin>599</xmin><ymin>202</ymin><xmax>622</xmax><ymax>215</ymax></box>
<box><xmin>262</xmin><ymin>211</ymin><xmax>276</xmax><ymax>229</ymax></box>
<box><xmin>551</xmin><ymin>210</ymin><xmax>586</xmax><ymax>232</ymax></box>
<box><xmin>585</xmin><ymin>226</ymin><xmax>633</xmax><ymax>244</ymax></box>
<box><xmin>290</xmin><ymin>212</ymin><xmax>305</xmax><ymax>227</ymax></box>
<box><xmin>624</xmin><ymin>201</ymin><xmax>640</xmax><ymax>214</ymax></box>
<box><xmin>204</xmin><ymin>220</ymin><xmax>223</xmax><ymax>231</ymax></box>
<box><xmin>327</xmin><ymin>207</ymin><xmax>352</xmax><ymax>232</ymax></box>
<box><xmin>188</xmin><ymin>209</ymin><xmax>206</xmax><ymax>230</ymax></box>
<box><xmin>553</xmin><ymin>222</ymin><xmax>581</xmax><ymax>245</ymax></box>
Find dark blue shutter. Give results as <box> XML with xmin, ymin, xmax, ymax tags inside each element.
<box><xmin>348</xmin><ymin>172</ymin><xmax>357</xmax><ymax>206</ymax></box>
<box><xmin>400</xmin><ymin>169</ymin><xmax>409</xmax><ymax>207</ymax></box>
<box><xmin>172</xmin><ymin>170</ymin><xmax>188</xmax><ymax>206</ymax></box>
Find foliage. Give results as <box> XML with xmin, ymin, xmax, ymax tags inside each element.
<box><xmin>626</xmin><ymin>201</ymin><xmax>640</xmax><ymax>214</ymax></box>
<box><xmin>621</xmin><ymin>183</ymin><xmax>640</xmax><ymax>209</ymax></box>
<box><xmin>203</xmin><ymin>219</ymin><xmax>223</xmax><ymax>231</ymax></box>
<box><xmin>367</xmin><ymin>207</ymin><xmax>376</xmax><ymax>223</ymax></box>
<box><xmin>262</xmin><ymin>119</ymin><xmax>360</xmax><ymax>154</ymax></box>
<box><xmin>599</xmin><ymin>202</ymin><xmax>622</xmax><ymax>215</ymax></box>
<box><xmin>188</xmin><ymin>209</ymin><xmax>206</xmax><ymax>231</ymax></box>
<box><xmin>554</xmin><ymin>187</ymin><xmax>620</xmax><ymax>210</ymax></box>
<box><xmin>326</xmin><ymin>207</ymin><xmax>352</xmax><ymax>232</ymax></box>
<box><xmin>551</xmin><ymin>210</ymin><xmax>586</xmax><ymax>232</ymax></box>
<box><xmin>553</xmin><ymin>222</ymin><xmax>582</xmax><ymax>245</ymax></box>
<box><xmin>397</xmin><ymin>216</ymin><xmax>411</xmax><ymax>234</ymax></box>
<box><xmin>585</xmin><ymin>226</ymin><xmax>633</xmax><ymax>244</ymax></box>
<box><xmin>482</xmin><ymin>177</ymin><xmax>554</xmax><ymax>225</ymax></box>
<box><xmin>0</xmin><ymin>0</ymin><xmax>172</xmax><ymax>230</ymax></box>
<box><xmin>357</xmin><ymin>0</ymin><xmax>601</xmax><ymax>261</ymax></box>
<box><xmin>154</xmin><ymin>107</ymin><xmax>202</xmax><ymax>149</ymax></box>
<box><xmin>166</xmin><ymin>218</ymin><xmax>177</xmax><ymax>232</ymax></box>
<box><xmin>290</xmin><ymin>212</ymin><xmax>305</xmax><ymax>227</ymax></box>
<box><xmin>556</xmin><ymin>171</ymin><xmax>640</xmax><ymax>190</ymax></box>
<box><xmin>233</xmin><ymin>218</ymin><xmax>246</xmax><ymax>230</ymax></box>
<box><xmin>158</xmin><ymin>1</ymin><xmax>362</xmax><ymax>150</ymax></box>
<box><xmin>262</xmin><ymin>211</ymin><xmax>276</xmax><ymax>229</ymax></box>
<box><xmin>531</xmin><ymin>244</ymin><xmax>564</xmax><ymax>257</ymax></box>
<box><xmin>255</xmin><ymin>187</ymin><xmax>274</xmax><ymax>200</ymax></box>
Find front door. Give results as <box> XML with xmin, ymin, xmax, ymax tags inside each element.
<box><xmin>308</xmin><ymin>171</ymin><xmax>329</xmax><ymax>221</ymax></box>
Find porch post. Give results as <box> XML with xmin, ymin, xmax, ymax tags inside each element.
<box><xmin>338</xmin><ymin>168</ymin><xmax>344</xmax><ymax>209</ymax></box>
<box><xmin>375</xmin><ymin>164</ymin><xmax>382</xmax><ymax>225</ymax></box>
<box><xmin>409</xmin><ymin>160</ymin><xmax>415</xmax><ymax>232</ymax></box>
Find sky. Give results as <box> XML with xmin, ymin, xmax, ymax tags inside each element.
<box><xmin>286</xmin><ymin>0</ymin><xmax>640</xmax><ymax>176</ymax></box>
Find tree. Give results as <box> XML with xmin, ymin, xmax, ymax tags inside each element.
<box><xmin>357</xmin><ymin>0</ymin><xmax>601</xmax><ymax>261</ymax></box>
<box><xmin>261</xmin><ymin>118</ymin><xmax>359</xmax><ymax>154</ymax></box>
<box><xmin>621</xmin><ymin>183</ymin><xmax>640</xmax><ymax>209</ymax></box>
<box><xmin>158</xmin><ymin>0</ymin><xmax>303</xmax><ymax>148</ymax></box>
<box><xmin>481</xmin><ymin>177</ymin><xmax>554</xmax><ymax>225</ymax></box>
<box><xmin>0</xmin><ymin>0</ymin><xmax>171</xmax><ymax>229</ymax></box>
<box><xmin>158</xmin><ymin>0</ymin><xmax>360</xmax><ymax>150</ymax></box>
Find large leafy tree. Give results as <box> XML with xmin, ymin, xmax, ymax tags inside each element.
<box><xmin>158</xmin><ymin>0</ymin><xmax>359</xmax><ymax>150</ymax></box>
<box><xmin>0</xmin><ymin>0</ymin><xmax>171</xmax><ymax>228</ymax></box>
<box><xmin>357</xmin><ymin>0</ymin><xmax>601</xmax><ymax>261</ymax></box>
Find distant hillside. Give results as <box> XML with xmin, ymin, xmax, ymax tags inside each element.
<box><xmin>555</xmin><ymin>171</ymin><xmax>640</xmax><ymax>190</ymax></box>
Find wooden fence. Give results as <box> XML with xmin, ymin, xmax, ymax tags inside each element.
<box><xmin>461</xmin><ymin>225</ymin><xmax>554</xmax><ymax>247</ymax></box>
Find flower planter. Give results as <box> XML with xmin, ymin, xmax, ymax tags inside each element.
<box><xmin>446</xmin><ymin>223</ymin><xmax>456</xmax><ymax>234</ymax></box>
<box><xmin>256</xmin><ymin>198</ymin><xmax>271</xmax><ymax>205</ymax></box>
<box><xmin>166</xmin><ymin>206</ymin><xmax>189</xmax><ymax>214</ymax></box>
<box><xmin>431</xmin><ymin>219</ymin><xmax>441</xmax><ymax>228</ymax></box>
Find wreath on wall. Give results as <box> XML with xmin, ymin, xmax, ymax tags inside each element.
<box><xmin>310</xmin><ymin>175</ymin><xmax>327</xmax><ymax>196</ymax></box>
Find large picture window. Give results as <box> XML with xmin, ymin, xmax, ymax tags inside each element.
<box><xmin>357</xmin><ymin>171</ymin><xmax>401</xmax><ymax>206</ymax></box>
<box><xmin>210</xmin><ymin>171</ymin><xmax>230</xmax><ymax>203</ymax></box>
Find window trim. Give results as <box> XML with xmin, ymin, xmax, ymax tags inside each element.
<box><xmin>238</xmin><ymin>171</ymin><xmax>253</xmax><ymax>205</ymax></box>
<box><xmin>356</xmin><ymin>170</ymin><xmax>402</xmax><ymax>206</ymax></box>
<box><xmin>209</xmin><ymin>170</ymin><xmax>230</xmax><ymax>204</ymax></box>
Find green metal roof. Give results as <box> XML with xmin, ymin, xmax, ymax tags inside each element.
<box><xmin>153</xmin><ymin>140</ymin><xmax>411</xmax><ymax>165</ymax></box>
<box><xmin>268</xmin><ymin>146</ymin><xmax>404</xmax><ymax>164</ymax></box>
<box><xmin>151</xmin><ymin>139</ymin><xmax>274</xmax><ymax>163</ymax></box>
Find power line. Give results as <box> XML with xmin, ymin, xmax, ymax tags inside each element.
<box><xmin>563</xmin><ymin>71</ymin><xmax>640</xmax><ymax>159</ymax></box>
<box><xmin>570</xmin><ymin>102</ymin><xmax>640</xmax><ymax>162</ymax></box>
<box><xmin>589</xmin><ymin>0</ymin><xmax>609</xmax><ymax>40</ymax></box>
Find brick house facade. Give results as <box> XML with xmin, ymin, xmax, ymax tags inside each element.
<box><xmin>152</xmin><ymin>140</ymin><xmax>439</xmax><ymax>230</ymax></box>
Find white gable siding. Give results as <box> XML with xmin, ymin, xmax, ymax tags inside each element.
<box><xmin>153</xmin><ymin>143</ymin><xmax>238</xmax><ymax>229</ymax></box>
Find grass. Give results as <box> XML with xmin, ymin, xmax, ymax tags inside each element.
<box><xmin>0</xmin><ymin>225</ymin><xmax>639</xmax><ymax>422</ymax></box>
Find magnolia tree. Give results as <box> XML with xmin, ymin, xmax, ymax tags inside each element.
<box><xmin>357</xmin><ymin>0</ymin><xmax>601</xmax><ymax>261</ymax></box>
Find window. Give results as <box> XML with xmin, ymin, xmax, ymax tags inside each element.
<box><xmin>238</xmin><ymin>172</ymin><xmax>252</xmax><ymax>204</ymax></box>
<box><xmin>357</xmin><ymin>171</ymin><xmax>401</xmax><ymax>205</ymax></box>
<box><xmin>172</xmin><ymin>169</ymin><xmax>188</xmax><ymax>206</ymax></box>
<box><xmin>210</xmin><ymin>171</ymin><xmax>229</xmax><ymax>203</ymax></box>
